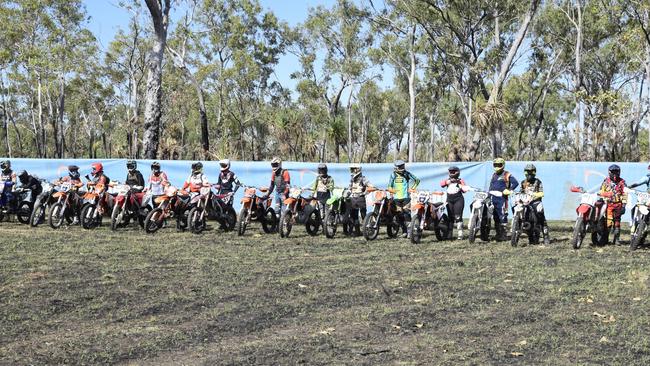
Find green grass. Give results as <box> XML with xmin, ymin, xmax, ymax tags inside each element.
<box><xmin>1</xmin><ymin>220</ymin><xmax>650</xmax><ymax>365</ymax></box>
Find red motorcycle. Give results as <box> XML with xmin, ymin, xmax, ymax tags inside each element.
<box><xmin>570</xmin><ymin>186</ymin><xmax>611</xmax><ymax>249</ymax></box>
<box><xmin>110</xmin><ymin>184</ymin><xmax>151</xmax><ymax>230</ymax></box>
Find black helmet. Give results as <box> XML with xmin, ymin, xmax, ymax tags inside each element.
<box><xmin>394</xmin><ymin>160</ymin><xmax>405</xmax><ymax>173</ymax></box>
<box><xmin>524</xmin><ymin>163</ymin><xmax>536</xmax><ymax>181</ymax></box>
<box><xmin>18</xmin><ymin>170</ymin><xmax>29</xmax><ymax>183</ymax></box>
<box><xmin>448</xmin><ymin>165</ymin><xmax>460</xmax><ymax>179</ymax></box>
<box><xmin>608</xmin><ymin>164</ymin><xmax>620</xmax><ymax>180</ymax></box>
<box><xmin>68</xmin><ymin>165</ymin><xmax>80</xmax><ymax>180</ymax></box>
<box><xmin>151</xmin><ymin>161</ymin><xmax>161</xmax><ymax>172</ymax></box>
<box><xmin>191</xmin><ymin>162</ymin><xmax>203</xmax><ymax>174</ymax></box>
<box><xmin>127</xmin><ymin>160</ymin><xmax>137</xmax><ymax>171</ymax></box>
<box><xmin>0</xmin><ymin>160</ymin><xmax>10</xmax><ymax>172</ymax></box>
<box><xmin>317</xmin><ymin>163</ymin><xmax>328</xmax><ymax>176</ymax></box>
<box><xmin>350</xmin><ymin>163</ymin><xmax>361</xmax><ymax>178</ymax></box>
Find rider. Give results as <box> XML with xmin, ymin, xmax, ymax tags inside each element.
<box><xmin>519</xmin><ymin>163</ymin><xmax>550</xmax><ymax>245</ymax></box>
<box><xmin>349</xmin><ymin>163</ymin><xmax>372</xmax><ymax>236</ymax></box>
<box><xmin>146</xmin><ymin>161</ymin><xmax>170</xmax><ymax>197</ymax></box>
<box><xmin>388</xmin><ymin>159</ymin><xmax>420</xmax><ymax>237</ymax></box>
<box><xmin>17</xmin><ymin>170</ymin><xmax>43</xmax><ymax>205</ymax></box>
<box><xmin>268</xmin><ymin>157</ymin><xmax>290</xmax><ymax>214</ymax></box>
<box><xmin>0</xmin><ymin>160</ymin><xmax>16</xmax><ymax>206</ymax></box>
<box><xmin>182</xmin><ymin>162</ymin><xmax>210</xmax><ymax>194</ymax></box>
<box><xmin>489</xmin><ymin>158</ymin><xmax>519</xmax><ymax>241</ymax></box>
<box><xmin>215</xmin><ymin>158</ymin><xmax>241</xmax><ymax>195</ymax></box>
<box><xmin>440</xmin><ymin>166</ymin><xmax>469</xmax><ymax>240</ymax></box>
<box><xmin>56</xmin><ymin>165</ymin><xmax>83</xmax><ymax>224</ymax></box>
<box><xmin>89</xmin><ymin>162</ymin><xmax>110</xmax><ymax>213</ymax></box>
<box><xmin>311</xmin><ymin>163</ymin><xmax>334</xmax><ymax>212</ymax></box>
<box><xmin>125</xmin><ymin>160</ymin><xmax>145</xmax><ymax>204</ymax></box>
<box><xmin>600</xmin><ymin>164</ymin><xmax>627</xmax><ymax>245</ymax></box>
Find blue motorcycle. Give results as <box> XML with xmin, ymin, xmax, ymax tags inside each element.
<box><xmin>0</xmin><ymin>181</ymin><xmax>33</xmax><ymax>223</ymax></box>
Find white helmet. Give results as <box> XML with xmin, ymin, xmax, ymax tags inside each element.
<box><xmin>219</xmin><ymin>158</ymin><xmax>231</xmax><ymax>171</ymax></box>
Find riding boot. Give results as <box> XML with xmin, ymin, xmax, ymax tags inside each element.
<box><xmin>456</xmin><ymin>221</ymin><xmax>464</xmax><ymax>240</ymax></box>
<box><xmin>354</xmin><ymin>219</ymin><xmax>361</xmax><ymax>237</ymax></box>
<box><xmin>543</xmin><ymin>225</ymin><xmax>550</xmax><ymax>245</ymax></box>
<box><xmin>496</xmin><ymin>223</ymin><xmax>508</xmax><ymax>241</ymax></box>
<box><xmin>613</xmin><ymin>227</ymin><xmax>621</xmax><ymax>245</ymax></box>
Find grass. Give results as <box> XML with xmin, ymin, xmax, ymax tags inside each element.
<box><xmin>1</xmin><ymin>220</ymin><xmax>650</xmax><ymax>365</ymax></box>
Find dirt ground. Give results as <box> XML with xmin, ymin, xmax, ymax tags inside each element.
<box><xmin>1</xmin><ymin>220</ymin><xmax>650</xmax><ymax>365</ymax></box>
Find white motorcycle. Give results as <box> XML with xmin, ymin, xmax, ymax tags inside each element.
<box><xmin>629</xmin><ymin>189</ymin><xmax>650</xmax><ymax>251</ymax></box>
<box><xmin>510</xmin><ymin>192</ymin><xmax>545</xmax><ymax>246</ymax></box>
<box><xmin>467</xmin><ymin>187</ymin><xmax>503</xmax><ymax>244</ymax></box>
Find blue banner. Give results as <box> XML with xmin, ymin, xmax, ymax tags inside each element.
<box><xmin>1</xmin><ymin>158</ymin><xmax>647</xmax><ymax>221</ymax></box>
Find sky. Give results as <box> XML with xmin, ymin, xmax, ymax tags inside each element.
<box><xmin>83</xmin><ymin>0</ymin><xmax>340</xmax><ymax>93</ymax></box>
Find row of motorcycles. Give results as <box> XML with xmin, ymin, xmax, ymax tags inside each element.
<box><xmin>0</xmin><ymin>176</ymin><xmax>238</xmax><ymax>234</ymax></box>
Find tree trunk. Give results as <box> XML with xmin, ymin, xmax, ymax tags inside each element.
<box><xmin>407</xmin><ymin>25</ymin><xmax>417</xmax><ymax>163</ymax></box>
<box><xmin>142</xmin><ymin>0</ymin><xmax>171</xmax><ymax>159</ymax></box>
<box><xmin>346</xmin><ymin>88</ymin><xmax>354</xmax><ymax>162</ymax></box>
<box><xmin>0</xmin><ymin>73</ymin><xmax>11</xmax><ymax>157</ymax></box>
<box><xmin>56</xmin><ymin>74</ymin><xmax>65</xmax><ymax>158</ymax></box>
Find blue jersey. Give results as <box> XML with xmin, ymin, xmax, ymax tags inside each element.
<box><xmin>489</xmin><ymin>171</ymin><xmax>519</xmax><ymax>192</ymax></box>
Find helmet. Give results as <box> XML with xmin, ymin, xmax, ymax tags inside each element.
<box><xmin>68</xmin><ymin>165</ymin><xmax>80</xmax><ymax>180</ymax></box>
<box><xmin>219</xmin><ymin>159</ymin><xmax>231</xmax><ymax>171</ymax></box>
<box><xmin>126</xmin><ymin>160</ymin><xmax>137</xmax><ymax>171</ymax></box>
<box><xmin>524</xmin><ymin>163</ymin><xmax>536</xmax><ymax>181</ymax></box>
<box><xmin>0</xmin><ymin>160</ymin><xmax>10</xmax><ymax>172</ymax></box>
<box><xmin>91</xmin><ymin>163</ymin><xmax>103</xmax><ymax>176</ymax></box>
<box><xmin>350</xmin><ymin>163</ymin><xmax>361</xmax><ymax>178</ymax></box>
<box><xmin>18</xmin><ymin>170</ymin><xmax>29</xmax><ymax>183</ymax></box>
<box><xmin>317</xmin><ymin>163</ymin><xmax>328</xmax><ymax>176</ymax></box>
<box><xmin>608</xmin><ymin>164</ymin><xmax>621</xmax><ymax>180</ymax></box>
<box><xmin>394</xmin><ymin>160</ymin><xmax>405</xmax><ymax>173</ymax></box>
<box><xmin>448</xmin><ymin>165</ymin><xmax>460</xmax><ymax>179</ymax></box>
<box><xmin>271</xmin><ymin>157</ymin><xmax>282</xmax><ymax>171</ymax></box>
<box><xmin>493</xmin><ymin>158</ymin><xmax>505</xmax><ymax>173</ymax></box>
<box><xmin>191</xmin><ymin>162</ymin><xmax>203</xmax><ymax>174</ymax></box>
<box><xmin>151</xmin><ymin>161</ymin><xmax>161</xmax><ymax>173</ymax></box>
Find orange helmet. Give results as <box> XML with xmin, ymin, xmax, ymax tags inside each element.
<box><xmin>91</xmin><ymin>162</ymin><xmax>103</xmax><ymax>176</ymax></box>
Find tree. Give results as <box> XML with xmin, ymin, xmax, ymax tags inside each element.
<box><xmin>142</xmin><ymin>0</ymin><xmax>172</xmax><ymax>159</ymax></box>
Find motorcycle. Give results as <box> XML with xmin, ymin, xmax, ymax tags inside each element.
<box><xmin>324</xmin><ymin>187</ymin><xmax>352</xmax><ymax>239</ymax></box>
<box><xmin>510</xmin><ymin>192</ymin><xmax>543</xmax><ymax>247</ymax></box>
<box><xmin>409</xmin><ymin>190</ymin><xmax>450</xmax><ymax>244</ymax></box>
<box><xmin>236</xmin><ymin>186</ymin><xmax>278</xmax><ymax>236</ymax></box>
<box><xmin>363</xmin><ymin>188</ymin><xmax>401</xmax><ymax>241</ymax></box>
<box><xmin>143</xmin><ymin>186</ymin><xmax>191</xmax><ymax>234</ymax></box>
<box><xmin>628</xmin><ymin>189</ymin><xmax>650</xmax><ymax>251</ymax></box>
<box><xmin>187</xmin><ymin>186</ymin><xmax>212</xmax><ymax>234</ymax></box>
<box><xmin>29</xmin><ymin>180</ymin><xmax>55</xmax><ymax>227</ymax></box>
<box><xmin>80</xmin><ymin>180</ymin><xmax>108</xmax><ymax>230</ymax></box>
<box><xmin>466</xmin><ymin>187</ymin><xmax>502</xmax><ymax>244</ymax></box>
<box><xmin>206</xmin><ymin>186</ymin><xmax>237</xmax><ymax>232</ymax></box>
<box><xmin>569</xmin><ymin>186</ymin><xmax>609</xmax><ymax>249</ymax></box>
<box><xmin>279</xmin><ymin>186</ymin><xmax>319</xmax><ymax>238</ymax></box>
<box><xmin>110</xmin><ymin>184</ymin><xmax>151</xmax><ymax>231</ymax></box>
<box><xmin>0</xmin><ymin>181</ymin><xmax>32</xmax><ymax>224</ymax></box>
<box><xmin>48</xmin><ymin>181</ymin><xmax>82</xmax><ymax>228</ymax></box>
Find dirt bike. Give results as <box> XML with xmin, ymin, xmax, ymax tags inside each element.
<box><xmin>409</xmin><ymin>190</ymin><xmax>449</xmax><ymax>244</ymax></box>
<box><xmin>510</xmin><ymin>192</ymin><xmax>543</xmax><ymax>247</ymax></box>
<box><xmin>570</xmin><ymin>186</ymin><xmax>609</xmax><ymax>249</ymax></box>
<box><xmin>628</xmin><ymin>189</ymin><xmax>650</xmax><ymax>251</ymax></box>
<box><xmin>143</xmin><ymin>186</ymin><xmax>191</xmax><ymax>234</ymax></box>
<box><xmin>279</xmin><ymin>186</ymin><xmax>318</xmax><ymax>238</ymax></box>
<box><xmin>29</xmin><ymin>181</ymin><xmax>55</xmax><ymax>227</ymax></box>
<box><xmin>324</xmin><ymin>187</ymin><xmax>352</xmax><ymax>239</ymax></box>
<box><xmin>466</xmin><ymin>187</ymin><xmax>502</xmax><ymax>244</ymax></box>
<box><xmin>110</xmin><ymin>184</ymin><xmax>151</xmax><ymax>231</ymax></box>
<box><xmin>187</xmin><ymin>186</ymin><xmax>212</xmax><ymax>234</ymax></box>
<box><xmin>363</xmin><ymin>188</ymin><xmax>401</xmax><ymax>241</ymax></box>
<box><xmin>237</xmin><ymin>186</ymin><xmax>278</xmax><ymax>236</ymax></box>
<box><xmin>48</xmin><ymin>181</ymin><xmax>82</xmax><ymax>229</ymax></box>
<box><xmin>206</xmin><ymin>186</ymin><xmax>237</xmax><ymax>232</ymax></box>
<box><xmin>80</xmin><ymin>180</ymin><xmax>108</xmax><ymax>230</ymax></box>
<box><xmin>0</xmin><ymin>182</ymin><xmax>33</xmax><ymax>224</ymax></box>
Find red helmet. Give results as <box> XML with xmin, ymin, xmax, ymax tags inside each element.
<box><xmin>91</xmin><ymin>162</ymin><xmax>103</xmax><ymax>176</ymax></box>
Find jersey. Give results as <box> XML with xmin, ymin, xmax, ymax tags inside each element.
<box><xmin>269</xmin><ymin>169</ymin><xmax>291</xmax><ymax>194</ymax></box>
<box><xmin>183</xmin><ymin>173</ymin><xmax>209</xmax><ymax>193</ymax></box>
<box><xmin>312</xmin><ymin>175</ymin><xmax>334</xmax><ymax>193</ymax></box>
<box><xmin>217</xmin><ymin>170</ymin><xmax>241</xmax><ymax>193</ymax></box>
<box><xmin>520</xmin><ymin>178</ymin><xmax>544</xmax><ymax>201</ymax></box>
<box><xmin>388</xmin><ymin>171</ymin><xmax>420</xmax><ymax>200</ymax></box>
<box><xmin>600</xmin><ymin>177</ymin><xmax>627</xmax><ymax>204</ymax></box>
<box><xmin>489</xmin><ymin>171</ymin><xmax>518</xmax><ymax>193</ymax></box>
<box><xmin>349</xmin><ymin>175</ymin><xmax>371</xmax><ymax>197</ymax></box>
<box><xmin>148</xmin><ymin>172</ymin><xmax>170</xmax><ymax>196</ymax></box>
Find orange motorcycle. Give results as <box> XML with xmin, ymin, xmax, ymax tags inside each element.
<box><xmin>236</xmin><ymin>186</ymin><xmax>278</xmax><ymax>236</ymax></box>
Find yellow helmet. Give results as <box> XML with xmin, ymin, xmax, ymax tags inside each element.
<box><xmin>493</xmin><ymin>158</ymin><xmax>505</xmax><ymax>173</ymax></box>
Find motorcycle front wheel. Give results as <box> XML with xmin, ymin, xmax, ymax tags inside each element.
<box><xmin>630</xmin><ymin>217</ymin><xmax>646</xmax><ymax>251</ymax></box>
<box><xmin>324</xmin><ymin>209</ymin><xmax>337</xmax><ymax>239</ymax></box>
